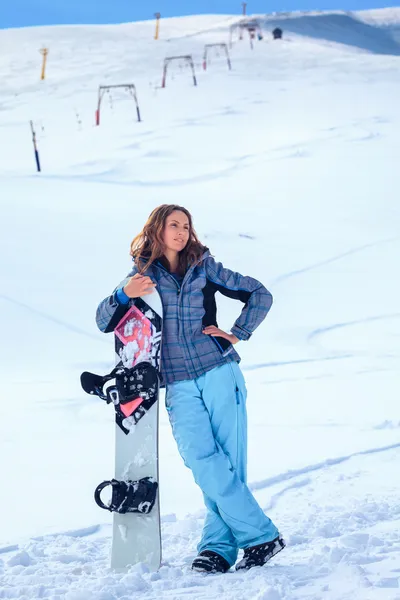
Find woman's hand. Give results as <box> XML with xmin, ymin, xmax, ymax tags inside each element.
<box><xmin>123</xmin><ymin>273</ymin><xmax>156</xmax><ymax>298</ymax></box>
<box><xmin>203</xmin><ymin>326</ymin><xmax>239</xmax><ymax>345</ymax></box>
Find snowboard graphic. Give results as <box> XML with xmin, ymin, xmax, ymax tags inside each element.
<box><xmin>81</xmin><ymin>290</ymin><xmax>163</xmax><ymax>571</ymax></box>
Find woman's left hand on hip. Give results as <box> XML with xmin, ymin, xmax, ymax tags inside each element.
<box><xmin>203</xmin><ymin>326</ymin><xmax>239</xmax><ymax>345</ymax></box>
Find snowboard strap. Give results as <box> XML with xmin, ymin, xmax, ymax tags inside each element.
<box><xmin>81</xmin><ymin>363</ymin><xmax>158</xmax><ymax>406</ymax></box>
<box><xmin>80</xmin><ymin>367</ymin><xmax>121</xmax><ymax>403</ymax></box>
<box><xmin>94</xmin><ymin>477</ymin><xmax>158</xmax><ymax>514</ymax></box>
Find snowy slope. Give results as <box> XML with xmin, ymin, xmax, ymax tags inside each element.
<box><xmin>257</xmin><ymin>10</ymin><xmax>400</xmax><ymax>54</ymax></box>
<box><xmin>0</xmin><ymin>8</ymin><xmax>400</xmax><ymax>600</ymax></box>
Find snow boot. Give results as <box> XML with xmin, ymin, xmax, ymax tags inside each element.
<box><xmin>235</xmin><ymin>535</ymin><xmax>286</xmax><ymax>570</ymax></box>
<box><xmin>192</xmin><ymin>550</ymin><xmax>230</xmax><ymax>573</ymax></box>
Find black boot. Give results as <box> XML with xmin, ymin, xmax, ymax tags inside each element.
<box><xmin>192</xmin><ymin>550</ymin><xmax>230</xmax><ymax>573</ymax></box>
<box><xmin>235</xmin><ymin>535</ymin><xmax>285</xmax><ymax>570</ymax></box>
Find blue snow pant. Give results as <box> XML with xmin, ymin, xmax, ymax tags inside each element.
<box><xmin>165</xmin><ymin>362</ymin><xmax>279</xmax><ymax>567</ymax></box>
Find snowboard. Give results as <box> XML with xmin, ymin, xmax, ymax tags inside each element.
<box><xmin>81</xmin><ymin>290</ymin><xmax>163</xmax><ymax>572</ymax></box>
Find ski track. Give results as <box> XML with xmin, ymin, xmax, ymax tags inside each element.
<box><xmin>271</xmin><ymin>235</ymin><xmax>400</xmax><ymax>285</ymax></box>
<box><xmin>18</xmin><ymin>123</ymin><xmax>349</xmax><ymax>188</ymax></box>
<box><xmin>0</xmin><ymin>295</ymin><xmax>105</xmax><ymax>342</ymax></box>
<box><xmin>264</xmin><ymin>478</ymin><xmax>313</xmax><ymax>512</ymax></box>
<box><xmin>243</xmin><ymin>354</ymin><xmax>353</xmax><ymax>371</ymax></box>
<box><xmin>308</xmin><ymin>312</ymin><xmax>400</xmax><ymax>342</ymax></box>
<box><xmin>250</xmin><ymin>441</ymin><xmax>400</xmax><ymax>492</ymax></box>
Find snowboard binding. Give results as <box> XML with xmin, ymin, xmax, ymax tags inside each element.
<box><xmin>81</xmin><ymin>363</ymin><xmax>159</xmax><ymax>433</ymax></box>
<box><xmin>81</xmin><ymin>363</ymin><xmax>158</xmax><ymax>405</ymax></box>
<box><xmin>94</xmin><ymin>477</ymin><xmax>158</xmax><ymax>514</ymax></box>
<box><xmin>115</xmin><ymin>363</ymin><xmax>158</xmax><ymax>404</ymax></box>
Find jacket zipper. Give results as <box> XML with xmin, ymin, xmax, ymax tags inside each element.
<box><xmin>152</xmin><ymin>260</ymin><xmax>198</xmax><ymax>347</ymax></box>
<box><xmin>145</xmin><ymin>263</ymin><xmax>197</xmax><ymax>339</ymax></box>
<box><xmin>153</xmin><ymin>261</ymin><xmax>196</xmax><ymax>296</ymax></box>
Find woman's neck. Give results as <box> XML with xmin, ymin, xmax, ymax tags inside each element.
<box><xmin>164</xmin><ymin>249</ymin><xmax>179</xmax><ymax>273</ymax></box>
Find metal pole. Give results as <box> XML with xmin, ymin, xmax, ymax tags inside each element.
<box><xmin>30</xmin><ymin>121</ymin><xmax>41</xmax><ymax>172</ymax></box>
<box><xmin>162</xmin><ymin>61</ymin><xmax>167</xmax><ymax>88</ymax></box>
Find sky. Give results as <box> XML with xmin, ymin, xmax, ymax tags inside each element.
<box><xmin>0</xmin><ymin>0</ymin><xmax>397</xmax><ymax>28</ymax></box>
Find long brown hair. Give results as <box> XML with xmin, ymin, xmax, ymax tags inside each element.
<box><xmin>130</xmin><ymin>204</ymin><xmax>207</xmax><ymax>274</ymax></box>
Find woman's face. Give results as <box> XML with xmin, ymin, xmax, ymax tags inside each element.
<box><xmin>163</xmin><ymin>210</ymin><xmax>190</xmax><ymax>253</ymax></box>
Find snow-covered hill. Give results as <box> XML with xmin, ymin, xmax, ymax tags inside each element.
<box><xmin>0</xmin><ymin>9</ymin><xmax>399</xmax><ymax>600</ymax></box>
<box><xmin>257</xmin><ymin>10</ymin><xmax>400</xmax><ymax>54</ymax></box>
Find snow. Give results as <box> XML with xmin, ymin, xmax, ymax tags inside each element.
<box><xmin>1</xmin><ymin>7</ymin><xmax>400</xmax><ymax>599</ymax></box>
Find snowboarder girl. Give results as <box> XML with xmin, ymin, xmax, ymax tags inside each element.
<box><xmin>96</xmin><ymin>204</ymin><xmax>285</xmax><ymax>573</ymax></box>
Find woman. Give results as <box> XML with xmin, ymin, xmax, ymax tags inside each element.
<box><xmin>96</xmin><ymin>204</ymin><xmax>285</xmax><ymax>573</ymax></box>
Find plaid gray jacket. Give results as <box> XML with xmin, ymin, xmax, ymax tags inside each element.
<box><xmin>96</xmin><ymin>251</ymin><xmax>273</xmax><ymax>385</ymax></box>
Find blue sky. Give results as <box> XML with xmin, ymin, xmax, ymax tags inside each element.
<box><xmin>0</xmin><ymin>0</ymin><xmax>394</xmax><ymax>29</ymax></box>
